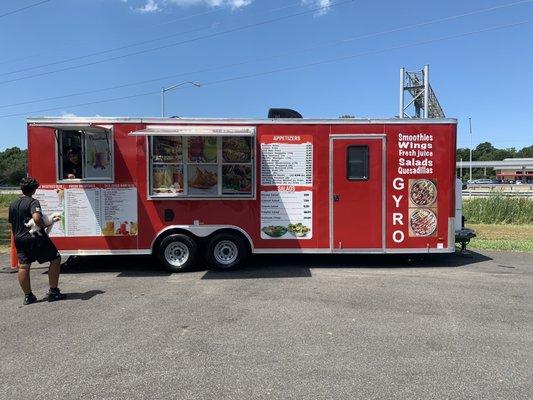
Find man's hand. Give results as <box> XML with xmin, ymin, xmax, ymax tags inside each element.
<box><xmin>67</xmin><ymin>174</ymin><xmax>76</xmax><ymax>179</ymax></box>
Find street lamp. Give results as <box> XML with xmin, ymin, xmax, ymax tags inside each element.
<box><xmin>469</xmin><ymin>117</ymin><xmax>473</xmax><ymax>184</ymax></box>
<box><xmin>161</xmin><ymin>81</ymin><xmax>201</xmax><ymax>117</ymax></box>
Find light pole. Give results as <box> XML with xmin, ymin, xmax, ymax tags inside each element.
<box><xmin>161</xmin><ymin>81</ymin><xmax>201</xmax><ymax>117</ymax></box>
<box><xmin>469</xmin><ymin>117</ymin><xmax>473</xmax><ymax>184</ymax></box>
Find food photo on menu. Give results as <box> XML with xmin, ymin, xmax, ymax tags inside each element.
<box><xmin>188</xmin><ymin>165</ymin><xmax>218</xmax><ymax>195</ymax></box>
<box><xmin>409</xmin><ymin>178</ymin><xmax>437</xmax><ymax>207</ymax></box>
<box><xmin>222</xmin><ymin>165</ymin><xmax>252</xmax><ymax>194</ymax></box>
<box><xmin>153</xmin><ymin>137</ymin><xmax>183</xmax><ymax>163</ymax></box>
<box><xmin>409</xmin><ymin>208</ymin><xmax>438</xmax><ymax>237</ymax></box>
<box><xmin>222</xmin><ymin>137</ymin><xmax>252</xmax><ymax>163</ymax></box>
<box><xmin>152</xmin><ymin>165</ymin><xmax>184</xmax><ymax>195</ymax></box>
<box><xmin>188</xmin><ymin>137</ymin><xmax>217</xmax><ymax>163</ymax></box>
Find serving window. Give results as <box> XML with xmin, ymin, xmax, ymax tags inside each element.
<box><xmin>149</xmin><ymin>135</ymin><xmax>254</xmax><ymax>198</ymax></box>
<box><xmin>57</xmin><ymin>129</ymin><xmax>114</xmax><ymax>182</ymax></box>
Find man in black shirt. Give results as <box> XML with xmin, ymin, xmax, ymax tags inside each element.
<box><xmin>8</xmin><ymin>177</ymin><xmax>66</xmax><ymax>305</ymax></box>
<box><xmin>63</xmin><ymin>148</ymin><xmax>83</xmax><ymax>179</ymax></box>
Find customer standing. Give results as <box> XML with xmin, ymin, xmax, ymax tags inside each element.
<box><xmin>8</xmin><ymin>177</ymin><xmax>66</xmax><ymax>305</ymax></box>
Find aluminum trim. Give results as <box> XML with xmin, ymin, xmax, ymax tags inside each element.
<box><xmin>253</xmin><ymin>247</ymin><xmax>454</xmax><ymax>254</ymax></box>
<box><xmin>130</xmin><ymin>125</ymin><xmax>255</xmax><ymax>136</ymax></box>
<box><xmin>448</xmin><ymin>217</ymin><xmax>455</xmax><ymax>251</ymax></box>
<box><xmin>150</xmin><ymin>225</ymin><xmax>255</xmax><ymax>253</ymax></box>
<box><xmin>60</xmin><ymin>249</ymin><xmax>151</xmax><ymax>256</ymax></box>
<box><xmin>27</xmin><ymin>117</ymin><xmax>458</xmax><ymax>125</ymax></box>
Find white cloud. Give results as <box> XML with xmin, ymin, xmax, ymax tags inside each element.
<box><xmin>60</xmin><ymin>112</ymin><xmax>78</xmax><ymax>118</ymax></box>
<box><xmin>131</xmin><ymin>0</ymin><xmax>253</xmax><ymax>13</ymax></box>
<box><xmin>301</xmin><ymin>0</ymin><xmax>331</xmax><ymax>16</ymax></box>
<box><xmin>135</xmin><ymin>0</ymin><xmax>160</xmax><ymax>13</ymax></box>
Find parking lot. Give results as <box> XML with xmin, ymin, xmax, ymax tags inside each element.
<box><xmin>0</xmin><ymin>250</ymin><xmax>531</xmax><ymax>400</ymax></box>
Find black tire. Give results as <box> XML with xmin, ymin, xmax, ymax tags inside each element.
<box><xmin>206</xmin><ymin>233</ymin><xmax>248</xmax><ymax>271</ymax></box>
<box><xmin>157</xmin><ymin>234</ymin><xmax>198</xmax><ymax>272</ymax></box>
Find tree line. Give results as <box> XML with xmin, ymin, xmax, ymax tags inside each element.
<box><xmin>0</xmin><ymin>147</ymin><xmax>27</xmax><ymax>186</ymax></box>
<box><xmin>457</xmin><ymin>142</ymin><xmax>533</xmax><ymax>180</ymax></box>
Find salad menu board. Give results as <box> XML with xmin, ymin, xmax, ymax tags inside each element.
<box><xmin>34</xmin><ymin>186</ymin><xmax>138</xmax><ymax>237</ymax></box>
<box><xmin>260</xmin><ymin>135</ymin><xmax>313</xmax><ymax>240</ymax></box>
<box><xmin>260</xmin><ymin>191</ymin><xmax>312</xmax><ymax>239</ymax></box>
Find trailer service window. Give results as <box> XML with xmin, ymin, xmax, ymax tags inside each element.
<box><xmin>57</xmin><ymin>129</ymin><xmax>113</xmax><ymax>182</ymax></box>
<box><xmin>149</xmin><ymin>135</ymin><xmax>254</xmax><ymax>198</ymax></box>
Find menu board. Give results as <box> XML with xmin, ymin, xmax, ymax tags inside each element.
<box><xmin>34</xmin><ymin>186</ymin><xmax>137</xmax><ymax>237</ymax></box>
<box><xmin>65</xmin><ymin>189</ymin><xmax>101</xmax><ymax>236</ymax></box>
<box><xmin>261</xmin><ymin>139</ymin><xmax>312</xmax><ymax>186</ymax></box>
<box><xmin>34</xmin><ymin>188</ymin><xmax>66</xmax><ymax>236</ymax></box>
<box><xmin>260</xmin><ymin>135</ymin><xmax>313</xmax><ymax>240</ymax></box>
<box><xmin>260</xmin><ymin>191</ymin><xmax>312</xmax><ymax>239</ymax></box>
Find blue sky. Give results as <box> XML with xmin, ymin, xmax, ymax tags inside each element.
<box><xmin>0</xmin><ymin>0</ymin><xmax>532</xmax><ymax>151</ymax></box>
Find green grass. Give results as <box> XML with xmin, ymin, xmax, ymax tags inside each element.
<box><xmin>467</xmin><ymin>224</ymin><xmax>533</xmax><ymax>252</ymax></box>
<box><xmin>0</xmin><ymin>206</ymin><xmax>9</xmax><ymax>253</ymax></box>
<box><xmin>463</xmin><ymin>196</ymin><xmax>533</xmax><ymax>225</ymax></box>
<box><xmin>0</xmin><ymin>193</ymin><xmax>18</xmax><ymax>207</ymax></box>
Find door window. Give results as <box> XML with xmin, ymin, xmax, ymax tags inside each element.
<box><xmin>347</xmin><ymin>146</ymin><xmax>369</xmax><ymax>180</ymax></box>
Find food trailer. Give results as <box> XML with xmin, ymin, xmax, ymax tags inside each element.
<box><xmin>25</xmin><ymin>115</ymin><xmax>458</xmax><ymax>271</ymax></box>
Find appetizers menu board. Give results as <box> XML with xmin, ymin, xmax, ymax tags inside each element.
<box><xmin>34</xmin><ymin>186</ymin><xmax>138</xmax><ymax>237</ymax></box>
<box><xmin>261</xmin><ymin>136</ymin><xmax>313</xmax><ymax>186</ymax></box>
<box><xmin>260</xmin><ymin>135</ymin><xmax>314</xmax><ymax>240</ymax></box>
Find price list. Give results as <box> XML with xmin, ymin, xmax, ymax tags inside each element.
<box><xmin>261</xmin><ymin>142</ymin><xmax>313</xmax><ymax>186</ymax></box>
<box><xmin>260</xmin><ymin>191</ymin><xmax>313</xmax><ymax>239</ymax></box>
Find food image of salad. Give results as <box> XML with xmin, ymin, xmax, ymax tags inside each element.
<box><xmin>288</xmin><ymin>223</ymin><xmax>310</xmax><ymax>237</ymax></box>
<box><xmin>222</xmin><ymin>165</ymin><xmax>252</xmax><ymax>193</ymax></box>
<box><xmin>262</xmin><ymin>226</ymin><xmax>288</xmax><ymax>237</ymax></box>
<box><xmin>410</xmin><ymin>179</ymin><xmax>437</xmax><ymax>206</ymax></box>
<box><xmin>222</xmin><ymin>137</ymin><xmax>251</xmax><ymax>163</ymax></box>
<box><xmin>409</xmin><ymin>209</ymin><xmax>437</xmax><ymax>237</ymax></box>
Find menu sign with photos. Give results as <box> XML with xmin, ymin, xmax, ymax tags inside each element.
<box><xmin>260</xmin><ymin>135</ymin><xmax>313</xmax><ymax>240</ymax></box>
<box><xmin>34</xmin><ymin>185</ymin><xmax>138</xmax><ymax>237</ymax></box>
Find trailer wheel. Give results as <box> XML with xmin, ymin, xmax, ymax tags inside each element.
<box><xmin>207</xmin><ymin>233</ymin><xmax>248</xmax><ymax>271</ymax></box>
<box><xmin>157</xmin><ymin>234</ymin><xmax>198</xmax><ymax>272</ymax></box>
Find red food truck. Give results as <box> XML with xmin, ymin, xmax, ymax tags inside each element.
<box><xmin>25</xmin><ymin>114</ymin><xmax>459</xmax><ymax>271</ymax></box>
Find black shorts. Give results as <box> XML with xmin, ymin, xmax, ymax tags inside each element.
<box><xmin>15</xmin><ymin>235</ymin><xmax>60</xmax><ymax>265</ymax></box>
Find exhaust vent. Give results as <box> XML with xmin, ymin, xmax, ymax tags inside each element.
<box><xmin>268</xmin><ymin>108</ymin><xmax>302</xmax><ymax>119</ymax></box>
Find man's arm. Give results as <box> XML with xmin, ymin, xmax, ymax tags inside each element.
<box><xmin>30</xmin><ymin>199</ymin><xmax>45</xmax><ymax>229</ymax></box>
<box><xmin>32</xmin><ymin>212</ymin><xmax>46</xmax><ymax>229</ymax></box>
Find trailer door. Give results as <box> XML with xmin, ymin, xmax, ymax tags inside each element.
<box><xmin>331</xmin><ymin>136</ymin><xmax>384</xmax><ymax>250</ymax></box>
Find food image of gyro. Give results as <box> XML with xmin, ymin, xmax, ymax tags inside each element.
<box><xmin>410</xmin><ymin>179</ymin><xmax>437</xmax><ymax>206</ymax></box>
<box><xmin>409</xmin><ymin>209</ymin><xmax>437</xmax><ymax>237</ymax></box>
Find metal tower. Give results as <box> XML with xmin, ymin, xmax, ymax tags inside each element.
<box><xmin>399</xmin><ymin>65</ymin><xmax>445</xmax><ymax>118</ymax></box>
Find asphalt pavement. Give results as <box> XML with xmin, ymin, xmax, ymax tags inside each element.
<box><xmin>0</xmin><ymin>250</ymin><xmax>531</xmax><ymax>400</ymax></box>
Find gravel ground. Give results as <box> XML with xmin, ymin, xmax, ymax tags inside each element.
<box><xmin>0</xmin><ymin>250</ymin><xmax>531</xmax><ymax>400</ymax></box>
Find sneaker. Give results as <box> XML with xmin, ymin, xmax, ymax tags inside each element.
<box><xmin>46</xmin><ymin>288</ymin><xmax>67</xmax><ymax>302</ymax></box>
<box><xmin>23</xmin><ymin>292</ymin><xmax>37</xmax><ymax>305</ymax></box>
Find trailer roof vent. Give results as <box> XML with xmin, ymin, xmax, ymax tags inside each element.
<box><xmin>268</xmin><ymin>108</ymin><xmax>302</xmax><ymax>119</ymax></box>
